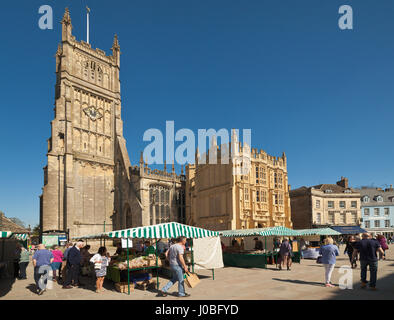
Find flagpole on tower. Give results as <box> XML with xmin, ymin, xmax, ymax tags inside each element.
<box><xmin>86</xmin><ymin>6</ymin><xmax>90</xmax><ymax>44</ymax></box>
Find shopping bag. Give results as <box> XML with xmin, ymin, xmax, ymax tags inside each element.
<box><xmin>184</xmin><ymin>272</ymin><xmax>200</xmax><ymax>288</ymax></box>
<box><xmin>316</xmin><ymin>256</ymin><xmax>323</xmax><ymax>264</ymax></box>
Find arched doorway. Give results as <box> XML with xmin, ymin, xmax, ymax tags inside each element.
<box><xmin>124</xmin><ymin>203</ymin><xmax>132</xmax><ymax>228</ymax></box>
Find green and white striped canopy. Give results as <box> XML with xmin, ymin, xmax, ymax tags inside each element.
<box><xmin>270</xmin><ymin>226</ymin><xmax>300</xmax><ymax>236</ymax></box>
<box><xmin>219</xmin><ymin>226</ymin><xmax>298</xmax><ymax>238</ymax></box>
<box><xmin>0</xmin><ymin>231</ymin><xmax>12</xmax><ymax>238</ymax></box>
<box><xmin>108</xmin><ymin>222</ymin><xmax>219</xmax><ymax>239</ymax></box>
<box><xmin>12</xmin><ymin>233</ymin><xmax>29</xmax><ymax>241</ymax></box>
<box><xmin>295</xmin><ymin>228</ymin><xmax>341</xmax><ymax>236</ymax></box>
<box><xmin>73</xmin><ymin>222</ymin><xmax>219</xmax><ymax>240</ymax></box>
<box><xmin>219</xmin><ymin>228</ymin><xmax>265</xmax><ymax>238</ymax></box>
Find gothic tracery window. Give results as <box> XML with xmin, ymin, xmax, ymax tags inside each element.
<box><xmin>149</xmin><ymin>185</ymin><xmax>171</xmax><ymax>225</ymax></box>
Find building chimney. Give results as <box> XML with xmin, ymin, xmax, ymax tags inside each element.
<box><xmin>336</xmin><ymin>177</ymin><xmax>349</xmax><ymax>189</ymax></box>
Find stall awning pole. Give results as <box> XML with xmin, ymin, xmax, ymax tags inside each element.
<box><xmin>191</xmin><ymin>239</ymin><xmax>194</xmax><ymax>273</ymax></box>
<box><xmin>156</xmin><ymin>237</ymin><xmax>159</xmax><ymax>290</ymax></box>
<box><xmin>127</xmin><ymin>238</ymin><xmax>130</xmax><ymax>295</ymax></box>
<box><xmin>103</xmin><ymin>221</ymin><xmax>106</xmax><ymax>247</ymax></box>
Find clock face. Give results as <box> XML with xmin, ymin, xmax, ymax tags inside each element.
<box><xmin>83</xmin><ymin>106</ymin><xmax>103</xmax><ymax>121</ymax></box>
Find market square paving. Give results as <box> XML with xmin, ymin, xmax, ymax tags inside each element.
<box><xmin>1</xmin><ymin>246</ymin><xmax>394</xmax><ymax>300</ymax></box>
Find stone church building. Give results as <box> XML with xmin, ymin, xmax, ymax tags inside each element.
<box><xmin>186</xmin><ymin>131</ymin><xmax>292</xmax><ymax>231</ymax></box>
<box><xmin>40</xmin><ymin>8</ymin><xmax>185</xmax><ymax>238</ymax></box>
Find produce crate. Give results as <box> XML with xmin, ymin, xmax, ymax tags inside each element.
<box><xmin>135</xmin><ymin>279</ymin><xmax>156</xmax><ymax>291</ymax></box>
<box><xmin>115</xmin><ymin>282</ymin><xmax>134</xmax><ymax>293</ymax></box>
<box><xmin>148</xmin><ymin>258</ymin><xmax>162</xmax><ymax>267</ymax></box>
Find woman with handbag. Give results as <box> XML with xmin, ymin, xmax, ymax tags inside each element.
<box><xmin>377</xmin><ymin>235</ymin><xmax>388</xmax><ymax>260</ymax></box>
<box><xmin>319</xmin><ymin>237</ymin><xmax>339</xmax><ymax>287</ymax></box>
<box><xmin>90</xmin><ymin>247</ymin><xmax>111</xmax><ymax>293</ymax></box>
<box><xmin>50</xmin><ymin>245</ymin><xmax>64</xmax><ymax>283</ymax></box>
<box><xmin>278</xmin><ymin>238</ymin><xmax>292</xmax><ymax>270</ymax></box>
<box><xmin>344</xmin><ymin>236</ymin><xmax>357</xmax><ymax>268</ymax></box>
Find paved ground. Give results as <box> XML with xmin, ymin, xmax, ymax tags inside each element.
<box><xmin>1</xmin><ymin>245</ymin><xmax>394</xmax><ymax>300</ymax></box>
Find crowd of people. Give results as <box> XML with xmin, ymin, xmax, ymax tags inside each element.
<box><xmin>318</xmin><ymin>233</ymin><xmax>387</xmax><ymax>289</ymax></box>
<box><xmin>10</xmin><ymin>232</ymin><xmax>391</xmax><ymax>296</ymax></box>
<box><xmin>11</xmin><ymin>237</ymin><xmax>190</xmax><ymax>297</ymax></box>
<box><xmin>221</xmin><ymin>232</ymin><xmax>390</xmax><ymax>290</ymax></box>
<box><xmin>12</xmin><ymin>240</ymin><xmax>110</xmax><ymax>295</ymax></box>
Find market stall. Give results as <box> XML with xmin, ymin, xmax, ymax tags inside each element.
<box><xmin>0</xmin><ymin>231</ymin><xmax>17</xmax><ymax>278</ymax></box>
<box><xmin>75</xmin><ymin>222</ymin><xmax>220</xmax><ymax>295</ymax></box>
<box><xmin>294</xmin><ymin>228</ymin><xmax>341</xmax><ymax>259</ymax></box>
<box><xmin>0</xmin><ymin>231</ymin><xmax>12</xmax><ymax>239</ymax></box>
<box><xmin>219</xmin><ymin>226</ymin><xmax>300</xmax><ymax>268</ymax></box>
<box><xmin>329</xmin><ymin>225</ymin><xmax>367</xmax><ymax>235</ymax></box>
<box><xmin>192</xmin><ymin>236</ymin><xmax>224</xmax><ymax>280</ymax></box>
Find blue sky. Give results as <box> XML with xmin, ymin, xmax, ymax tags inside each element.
<box><xmin>1</xmin><ymin>0</ymin><xmax>394</xmax><ymax>227</ymax></box>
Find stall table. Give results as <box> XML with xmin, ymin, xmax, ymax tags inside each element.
<box><xmin>223</xmin><ymin>252</ymin><xmax>268</xmax><ymax>269</ymax></box>
<box><xmin>75</xmin><ymin>222</ymin><xmax>220</xmax><ymax>295</ymax></box>
<box><xmin>106</xmin><ymin>265</ymin><xmax>160</xmax><ymax>284</ymax></box>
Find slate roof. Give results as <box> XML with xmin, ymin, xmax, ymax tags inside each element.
<box><xmin>311</xmin><ymin>184</ymin><xmax>358</xmax><ymax>194</ymax></box>
<box><xmin>290</xmin><ymin>184</ymin><xmax>359</xmax><ymax>196</ymax></box>
<box><xmin>358</xmin><ymin>187</ymin><xmax>394</xmax><ymax>207</ymax></box>
<box><xmin>0</xmin><ymin>212</ymin><xmax>30</xmax><ymax>233</ymax></box>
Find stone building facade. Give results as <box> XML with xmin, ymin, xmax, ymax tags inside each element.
<box><xmin>289</xmin><ymin>177</ymin><xmax>361</xmax><ymax>229</ymax></box>
<box><xmin>359</xmin><ymin>186</ymin><xmax>394</xmax><ymax>237</ymax></box>
<box><xmin>185</xmin><ymin>132</ymin><xmax>292</xmax><ymax>231</ymax></box>
<box><xmin>114</xmin><ymin>153</ymin><xmax>186</xmax><ymax>231</ymax></box>
<box><xmin>40</xmin><ymin>8</ymin><xmax>185</xmax><ymax>238</ymax></box>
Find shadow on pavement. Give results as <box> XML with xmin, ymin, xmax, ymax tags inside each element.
<box><xmin>25</xmin><ymin>283</ymin><xmax>37</xmax><ymax>294</ymax></box>
<box><xmin>327</xmin><ymin>265</ymin><xmax>394</xmax><ymax>300</ymax></box>
<box><xmin>272</xmin><ymin>278</ymin><xmax>324</xmax><ymax>287</ymax></box>
<box><xmin>0</xmin><ymin>277</ymin><xmax>16</xmax><ymax>298</ymax></box>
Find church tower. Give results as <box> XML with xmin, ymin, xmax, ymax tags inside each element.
<box><xmin>40</xmin><ymin>8</ymin><xmax>128</xmax><ymax>237</ymax></box>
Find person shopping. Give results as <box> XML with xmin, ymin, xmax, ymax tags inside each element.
<box><xmin>18</xmin><ymin>246</ymin><xmax>30</xmax><ymax>280</ymax></box>
<box><xmin>62</xmin><ymin>241</ymin><xmax>84</xmax><ymax>289</ymax></box>
<box><xmin>90</xmin><ymin>247</ymin><xmax>111</xmax><ymax>293</ymax></box>
<box><xmin>32</xmin><ymin>244</ymin><xmax>54</xmax><ymax>295</ymax></box>
<box><xmin>50</xmin><ymin>245</ymin><xmax>64</xmax><ymax>283</ymax></box>
<box><xmin>278</xmin><ymin>238</ymin><xmax>292</xmax><ymax>271</ymax></box>
<box><xmin>319</xmin><ymin>237</ymin><xmax>339</xmax><ymax>287</ymax></box>
<box><xmin>353</xmin><ymin>233</ymin><xmax>384</xmax><ymax>290</ymax></box>
<box><xmin>160</xmin><ymin>236</ymin><xmax>190</xmax><ymax>298</ymax></box>
<box><xmin>344</xmin><ymin>236</ymin><xmax>357</xmax><ymax>268</ymax></box>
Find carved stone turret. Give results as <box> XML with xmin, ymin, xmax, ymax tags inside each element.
<box><xmin>111</xmin><ymin>34</ymin><xmax>120</xmax><ymax>67</ymax></box>
<box><xmin>61</xmin><ymin>8</ymin><xmax>72</xmax><ymax>42</ymax></box>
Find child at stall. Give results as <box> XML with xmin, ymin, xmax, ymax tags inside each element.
<box><xmin>90</xmin><ymin>247</ymin><xmax>111</xmax><ymax>293</ymax></box>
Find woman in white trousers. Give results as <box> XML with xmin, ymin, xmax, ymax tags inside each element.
<box><xmin>319</xmin><ymin>237</ymin><xmax>339</xmax><ymax>287</ymax></box>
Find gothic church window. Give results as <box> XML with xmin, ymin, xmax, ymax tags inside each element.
<box><xmin>149</xmin><ymin>185</ymin><xmax>171</xmax><ymax>224</ymax></box>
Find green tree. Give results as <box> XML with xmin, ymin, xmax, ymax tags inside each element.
<box><xmin>31</xmin><ymin>225</ymin><xmax>41</xmax><ymax>237</ymax></box>
<box><xmin>9</xmin><ymin>217</ymin><xmax>26</xmax><ymax>228</ymax></box>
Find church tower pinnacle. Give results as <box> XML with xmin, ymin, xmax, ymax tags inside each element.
<box><xmin>40</xmin><ymin>8</ymin><xmax>130</xmax><ymax>238</ymax></box>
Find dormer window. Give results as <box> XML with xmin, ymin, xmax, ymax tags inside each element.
<box><xmin>362</xmin><ymin>196</ymin><xmax>370</xmax><ymax>203</ymax></box>
<box><xmin>344</xmin><ymin>189</ymin><xmax>351</xmax><ymax>193</ymax></box>
<box><xmin>374</xmin><ymin>196</ymin><xmax>383</xmax><ymax>202</ymax></box>
<box><xmin>325</xmin><ymin>189</ymin><xmax>333</xmax><ymax>193</ymax></box>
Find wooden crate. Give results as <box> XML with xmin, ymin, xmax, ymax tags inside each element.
<box><xmin>115</xmin><ymin>282</ymin><xmax>134</xmax><ymax>293</ymax></box>
<box><xmin>135</xmin><ymin>278</ymin><xmax>156</xmax><ymax>291</ymax></box>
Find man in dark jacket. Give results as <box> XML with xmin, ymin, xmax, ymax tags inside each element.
<box><xmin>352</xmin><ymin>233</ymin><xmax>384</xmax><ymax>290</ymax></box>
<box><xmin>62</xmin><ymin>240</ymin><xmax>84</xmax><ymax>289</ymax></box>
